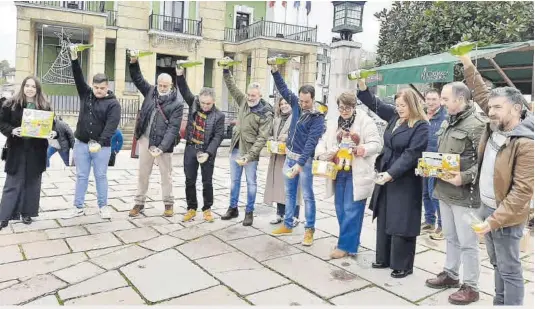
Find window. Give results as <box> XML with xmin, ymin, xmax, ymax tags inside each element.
<box><xmin>162</xmin><ymin>1</ymin><xmax>184</xmax><ymax>18</ymax></box>
<box><xmin>315</xmin><ymin>63</ymin><xmax>318</xmax><ymax>81</ymax></box>
<box><xmin>321</xmin><ymin>74</ymin><xmax>326</xmax><ymax>85</ymax></box>
<box><xmin>204</xmin><ymin>58</ymin><xmax>214</xmax><ymax>88</ymax></box>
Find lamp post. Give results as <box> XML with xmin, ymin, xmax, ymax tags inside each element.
<box><xmin>332</xmin><ymin>1</ymin><xmax>365</xmax><ymax>41</ymax></box>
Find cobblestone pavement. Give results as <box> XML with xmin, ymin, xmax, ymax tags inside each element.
<box><xmin>0</xmin><ymin>151</ymin><xmax>533</xmax><ymax>306</ymax></box>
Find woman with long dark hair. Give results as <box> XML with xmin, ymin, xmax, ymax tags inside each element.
<box><xmin>0</xmin><ymin>76</ymin><xmax>57</xmax><ymax>229</ymax></box>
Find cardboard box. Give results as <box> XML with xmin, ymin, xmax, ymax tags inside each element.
<box><xmin>266</xmin><ymin>141</ymin><xmax>286</xmax><ymax>155</ymax></box>
<box><xmin>415</xmin><ymin>152</ymin><xmax>461</xmax><ymax>178</ymax></box>
<box><xmin>312</xmin><ymin>160</ymin><xmax>338</xmax><ymax>180</ymax></box>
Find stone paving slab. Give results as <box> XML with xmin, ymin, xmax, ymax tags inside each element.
<box><xmin>12</xmin><ymin>220</ymin><xmax>59</xmax><ymax>233</ymax></box>
<box><xmin>196</xmin><ymin>251</ymin><xmax>290</xmax><ymax>295</ymax></box>
<box><xmin>45</xmin><ymin>226</ymin><xmax>88</xmax><ymax>240</ymax></box>
<box><xmin>246</xmin><ymin>283</ymin><xmax>330</xmax><ymax>305</ymax></box>
<box><xmin>229</xmin><ymin>234</ymin><xmax>302</xmax><ymax>262</ymax></box>
<box><xmin>25</xmin><ymin>295</ymin><xmax>60</xmax><ymax>306</ymax></box>
<box><xmin>0</xmin><ymin>279</ymin><xmax>18</xmax><ymax>291</ymax></box>
<box><xmin>21</xmin><ymin>239</ymin><xmax>71</xmax><ymax>259</ymax></box>
<box><xmin>58</xmin><ymin>270</ymin><xmax>128</xmax><ymax>301</ymax></box>
<box><xmin>0</xmin><ymin>274</ymin><xmax>67</xmax><ymax>305</ymax></box>
<box><xmin>120</xmin><ymin>249</ymin><xmax>219</xmax><ymax>303</ymax></box>
<box><xmin>177</xmin><ymin>235</ymin><xmax>236</xmax><ymax>260</ymax></box>
<box><xmin>139</xmin><ymin>235</ymin><xmax>184</xmax><ymax>252</ymax></box>
<box><xmin>90</xmin><ymin>245</ymin><xmax>154</xmax><ymax>270</ymax></box>
<box><xmin>53</xmin><ymin>261</ymin><xmax>105</xmax><ymax>284</ymax></box>
<box><xmin>64</xmin><ymin>287</ymin><xmax>146</xmax><ymax>305</ymax></box>
<box><xmin>0</xmin><ymin>252</ymin><xmax>87</xmax><ymax>282</ymax></box>
<box><xmin>66</xmin><ymin>232</ymin><xmax>122</xmax><ymax>252</ymax></box>
<box><xmin>0</xmin><ymin>244</ymin><xmax>23</xmax><ymax>264</ymax></box>
<box><xmin>265</xmin><ymin>253</ymin><xmax>369</xmax><ymax>299</ymax></box>
<box><xmin>114</xmin><ymin>227</ymin><xmax>160</xmax><ymax>243</ymax></box>
<box><xmin>0</xmin><ymin>231</ymin><xmax>48</xmax><ymax>247</ymax></box>
<box><xmin>157</xmin><ymin>285</ymin><xmax>250</xmax><ymax>306</ymax></box>
<box><xmin>330</xmin><ymin>286</ymin><xmax>415</xmax><ymax>306</ymax></box>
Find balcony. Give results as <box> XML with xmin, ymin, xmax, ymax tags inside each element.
<box><xmin>148</xmin><ymin>14</ymin><xmax>202</xmax><ymax>37</ymax></box>
<box><xmin>19</xmin><ymin>1</ymin><xmax>106</xmax><ymax>13</ymax></box>
<box><xmin>224</xmin><ymin>20</ymin><xmax>317</xmax><ymax>44</ymax></box>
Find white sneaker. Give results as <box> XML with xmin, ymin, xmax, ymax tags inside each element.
<box><xmin>62</xmin><ymin>208</ymin><xmax>85</xmax><ymax>219</ymax></box>
<box><xmin>99</xmin><ymin>206</ymin><xmax>112</xmax><ymax>219</ymax></box>
<box><xmin>270</xmin><ymin>215</ymin><xmax>283</xmax><ymax>224</ymax></box>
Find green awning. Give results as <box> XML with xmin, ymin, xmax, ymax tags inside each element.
<box><xmin>367</xmin><ymin>40</ymin><xmax>534</xmax><ymax>94</ymax></box>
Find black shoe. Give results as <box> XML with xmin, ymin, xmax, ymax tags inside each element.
<box><xmin>243</xmin><ymin>211</ymin><xmax>254</xmax><ymax>226</ymax></box>
<box><xmin>391</xmin><ymin>269</ymin><xmax>413</xmax><ymax>278</ymax></box>
<box><xmin>372</xmin><ymin>262</ymin><xmax>389</xmax><ymax>269</ymax></box>
<box><xmin>0</xmin><ymin>220</ymin><xmax>8</xmax><ymax>230</ymax></box>
<box><xmin>22</xmin><ymin>216</ymin><xmax>32</xmax><ymax>225</ymax></box>
<box><xmin>221</xmin><ymin>207</ymin><xmax>239</xmax><ymax>220</ymax></box>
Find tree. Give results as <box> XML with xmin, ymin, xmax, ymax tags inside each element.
<box><xmin>0</xmin><ymin>60</ymin><xmax>14</xmax><ymax>77</ymax></box>
<box><xmin>374</xmin><ymin>1</ymin><xmax>534</xmax><ymax>66</ymax></box>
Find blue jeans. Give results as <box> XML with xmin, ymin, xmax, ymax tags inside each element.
<box><xmin>46</xmin><ymin>146</ymin><xmax>70</xmax><ymax>167</ymax></box>
<box><xmin>334</xmin><ymin>170</ymin><xmax>366</xmax><ymax>254</ymax></box>
<box><xmin>229</xmin><ymin>148</ymin><xmax>259</xmax><ymax>212</ymax></box>
<box><xmin>480</xmin><ymin>205</ymin><xmax>525</xmax><ymax>305</ymax></box>
<box><xmin>73</xmin><ymin>140</ymin><xmax>111</xmax><ymax>208</ymax></box>
<box><xmin>423</xmin><ymin>177</ymin><xmax>441</xmax><ymax>227</ymax></box>
<box><xmin>283</xmin><ymin>157</ymin><xmax>315</xmax><ymax>229</ymax></box>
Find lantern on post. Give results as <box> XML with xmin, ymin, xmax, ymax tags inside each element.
<box><xmin>332</xmin><ymin>1</ymin><xmax>365</xmax><ymax>41</ymax></box>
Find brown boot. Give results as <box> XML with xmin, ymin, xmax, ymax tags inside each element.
<box><xmin>163</xmin><ymin>205</ymin><xmax>174</xmax><ymax>217</ymax></box>
<box><xmin>425</xmin><ymin>271</ymin><xmax>460</xmax><ymax>289</ymax></box>
<box><xmin>448</xmin><ymin>284</ymin><xmax>479</xmax><ymax>305</ymax></box>
<box><xmin>129</xmin><ymin>205</ymin><xmax>144</xmax><ymax>217</ymax></box>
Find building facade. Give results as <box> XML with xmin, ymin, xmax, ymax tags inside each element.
<box><xmin>14</xmin><ymin>1</ymin><xmax>319</xmax><ymax>111</ymax></box>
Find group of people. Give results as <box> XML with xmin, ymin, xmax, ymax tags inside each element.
<box><xmin>0</xmin><ymin>46</ymin><xmax>532</xmax><ymax>307</ymax></box>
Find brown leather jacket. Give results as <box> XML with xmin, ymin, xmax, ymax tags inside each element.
<box><xmin>464</xmin><ymin>64</ymin><xmax>534</xmax><ymax>230</ymax></box>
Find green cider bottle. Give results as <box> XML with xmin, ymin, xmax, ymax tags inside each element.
<box><xmin>71</xmin><ymin>44</ymin><xmax>93</xmax><ymax>52</ymax></box>
<box><xmin>267</xmin><ymin>56</ymin><xmax>291</xmax><ymax>65</ymax></box>
<box><xmin>127</xmin><ymin>49</ymin><xmax>154</xmax><ymax>58</ymax></box>
<box><xmin>450</xmin><ymin>41</ymin><xmax>476</xmax><ymax>56</ymax></box>
<box><xmin>176</xmin><ymin>60</ymin><xmax>203</xmax><ymax>69</ymax></box>
<box><xmin>217</xmin><ymin>57</ymin><xmax>241</xmax><ymax>68</ymax></box>
<box><xmin>347</xmin><ymin>69</ymin><xmax>377</xmax><ymax>80</ymax></box>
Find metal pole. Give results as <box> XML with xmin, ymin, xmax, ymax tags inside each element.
<box><xmin>488</xmin><ymin>57</ymin><xmax>515</xmax><ymax>88</ymax></box>
<box><xmin>409</xmin><ymin>83</ymin><xmax>425</xmax><ymax>101</ymax></box>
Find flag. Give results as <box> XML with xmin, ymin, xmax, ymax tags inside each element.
<box><xmin>269</xmin><ymin>1</ymin><xmax>275</xmax><ymax>8</ymax></box>
<box><xmin>282</xmin><ymin>1</ymin><xmax>287</xmax><ymax>8</ymax></box>
<box><xmin>305</xmin><ymin>1</ymin><xmax>311</xmax><ymax>15</ymax></box>
<box><xmin>294</xmin><ymin>1</ymin><xmax>300</xmax><ymax>9</ymax></box>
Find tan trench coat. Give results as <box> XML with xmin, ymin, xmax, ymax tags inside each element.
<box><xmin>263</xmin><ymin>115</ymin><xmax>303</xmax><ymax>205</ymax></box>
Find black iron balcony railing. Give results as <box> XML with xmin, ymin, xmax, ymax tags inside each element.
<box><xmin>20</xmin><ymin>1</ymin><xmax>106</xmax><ymax>13</ymax></box>
<box><xmin>224</xmin><ymin>19</ymin><xmax>317</xmax><ymax>43</ymax></box>
<box><xmin>149</xmin><ymin>14</ymin><xmax>202</xmax><ymax>37</ymax></box>
<box><xmin>106</xmin><ymin>10</ymin><xmax>117</xmax><ymax>27</ymax></box>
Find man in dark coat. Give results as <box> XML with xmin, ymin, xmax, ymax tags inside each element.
<box><xmin>127</xmin><ymin>54</ymin><xmax>183</xmax><ymax>218</ymax></box>
<box><xmin>63</xmin><ymin>45</ymin><xmax>121</xmax><ymax>220</ymax></box>
<box><xmin>176</xmin><ymin>67</ymin><xmax>225</xmax><ymax>223</ymax></box>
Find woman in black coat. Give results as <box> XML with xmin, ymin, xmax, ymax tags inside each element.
<box><xmin>357</xmin><ymin>79</ymin><xmax>429</xmax><ymax>279</ymax></box>
<box><xmin>0</xmin><ymin>76</ymin><xmax>57</xmax><ymax>229</ymax></box>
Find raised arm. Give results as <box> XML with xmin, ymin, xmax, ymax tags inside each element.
<box><xmin>357</xmin><ymin>87</ymin><xmax>397</xmax><ymax>122</ymax></box>
<box><xmin>271</xmin><ymin>69</ymin><xmax>299</xmax><ymax>113</ymax></box>
<box><xmin>70</xmin><ymin>58</ymin><xmax>92</xmax><ymax>99</ymax></box>
<box><xmin>460</xmin><ymin>55</ymin><xmax>490</xmax><ymax>114</ymax></box>
<box><xmin>158</xmin><ymin>104</ymin><xmax>183</xmax><ymax>151</ymax></box>
<box><xmin>386</xmin><ymin>121</ymin><xmax>429</xmax><ymax>180</ymax></box>
<box><xmin>223</xmin><ymin>69</ymin><xmax>246</xmax><ymax>105</ymax></box>
<box><xmin>99</xmin><ymin>102</ymin><xmax>121</xmax><ymax>146</ymax></box>
<box><xmin>205</xmin><ymin>112</ymin><xmax>225</xmax><ymax>158</ymax></box>
<box><xmin>175</xmin><ymin>69</ymin><xmax>195</xmax><ymax>107</ymax></box>
<box><xmin>129</xmin><ymin>60</ymin><xmax>152</xmax><ymax>97</ymax></box>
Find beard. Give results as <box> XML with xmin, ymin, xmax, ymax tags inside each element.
<box><xmin>247</xmin><ymin>99</ymin><xmax>260</xmax><ymax>107</ymax></box>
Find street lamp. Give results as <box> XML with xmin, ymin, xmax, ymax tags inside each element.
<box><xmin>332</xmin><ymin>1</ymin><xmax>365</xmax><ymax>41</ymax></box>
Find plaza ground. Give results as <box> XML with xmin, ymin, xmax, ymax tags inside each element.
<box><xmin>0</xmin><ymin>149</ymin><xmax>533</xmax><ymax>306</ymax></box>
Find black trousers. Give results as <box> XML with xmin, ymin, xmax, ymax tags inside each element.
<box><xmin>184</xmin><ymin>144</ymin><xmax>214</xmax><ymax>211</ymax></box>
<box><xmin>375</xmin><ymin>202</ymin><xmax>416</xmax><ymax>271</ymax></box>
<box><xmin>0</xmin><ymin>152</ymin><xmax>43</xmax><ymax>221</ymax></box>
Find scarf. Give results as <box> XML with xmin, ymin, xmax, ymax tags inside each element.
<box><xmin>277</xmin><ymin>113</ymin><xmax>291</xmax><ymax>136</ymax></box>
<box><xmin>338</xmin><ymin>112</ymin><xmax>356</xmax><ymax>132</ymax></box>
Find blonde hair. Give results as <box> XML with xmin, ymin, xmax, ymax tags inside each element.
<box><xmin>394</xmin><ymin>88</ymin><xmax>428</xmax><ymax>127</ymax></box>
